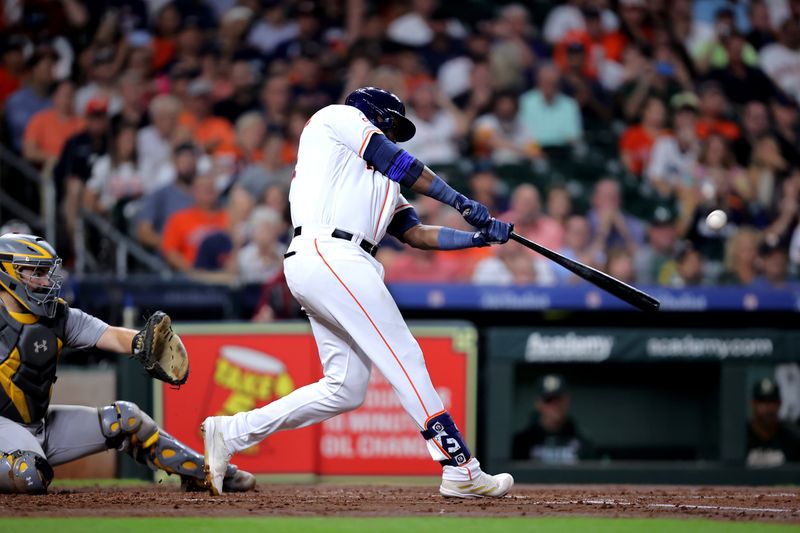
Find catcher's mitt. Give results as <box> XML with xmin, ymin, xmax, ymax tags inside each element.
<box><xmin>131</xmin><ymin>311</ymin><xmax>189</xmax><ymax>386</ymax></box>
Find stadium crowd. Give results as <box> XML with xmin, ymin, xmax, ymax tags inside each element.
<box><xmin>1</xmin><ymin>0</ymin><xmax>800</xmax><ymax>316</ymax></box>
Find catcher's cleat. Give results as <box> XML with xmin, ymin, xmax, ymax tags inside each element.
<box><xmin>202</xmin><ymin>416</ymin><xmax>232</xmax><ymax>495</ymax></box>
<box><xmin>439</xmin><ymin>471</ymin><xmax>514</xmax><ymax>499</ymax></box>
<box><xmin>182</xmin><ymin>466</ymin><xmax>256</xmax><ymax>493</ymax></box>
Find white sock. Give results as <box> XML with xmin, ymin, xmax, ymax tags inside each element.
<box><xmin>442</xmin><ymin>457</ymin><xmax>483</xmax><ymax>481</ymax></box>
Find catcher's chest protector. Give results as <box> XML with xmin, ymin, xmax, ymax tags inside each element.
<box><xmin>0</xmin><ymin>303</ymin><xmax>67</xmax><ymax>424</ymax></box>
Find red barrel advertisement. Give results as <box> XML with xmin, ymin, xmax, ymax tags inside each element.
<box><xmin>157</xmin><ymin>323</ymin><xmax>476</xmax><ymax>477</ymax></box>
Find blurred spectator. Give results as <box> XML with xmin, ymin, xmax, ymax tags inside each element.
<box><xmin>732</xmin><ymin>101</ymin><xmax>770</xmax><ymax>166</ymax></box>
<box><xmin>83</xmin><ymin>125</ymin><xmax>145</xmax><ymax>229</ymax></box>
<box><xmin>75</xmin><ymin>47</ymin><xmax>122</xmax><ymax>117</ymax></box>
<box><xmin>488</xmin><ymin>4</ymin><xmax>544</xmax><ymax>92</ymax></box>
<box><xmin>635</xmin><ymin>205</ymin><xmax>680</xmax><ymax>285</ymax></box>
<box><xmin>707</xmin><ymin>31</ymin><xmax>776</xmax><ymax>106</ymax></box>
<box><xmin>171</xmin><ymin>15</ymin><xmax>206</xmax><ymax>73</ymax></box>
<box><xmin>617</xmin><ymin>45</ymin><xmax>684</xmax><ymax>123</ymax></box>
<box><xmin>555</xmin><ymin>215</ymin><xmax>604</xmax><ymax>285</ymax></box>
<box><xmin>695</xmin><ymin>81</ymin><xmax>739</xmax><ymax>141</ymax></box>
<box><xmin>137</xmin><ymin>94</ymin><xmax>183</xmax><ymax>180</ymax></box>
<box><xmin>54</xmin><ymin>97</ymin><xmax>111</xmax><ymax>239</ymax></box>
<box><xmin>559</xmin><ymin>42</ymin><xmax>613</xmax><ymax>124</ymax></box>
<box><xmin>512</xmin><ymin>374</ymin><xmax>594</xmax><ymax>463</ymax></box>
<box><xmin>746</xmin><ymin>1</ymin><xmax>777</xmax><ymax>51</ymax></box>
<box><xmin>759</xmin><ymin>19</ymin><xmax>800</xmax><ymax>106</ymax></box>
<box><xmin>543</xmin><ymin>0</ymin><xmax>618</xmax><ymax>45</ymax></box>
<box><xmin>233</xmin><ymin>207</ymin><xmax>286</xmax><ymax>283</ymax></box>
<box><xmin>404</xmin><ymin>83</ymin><xmax>468</xmax><ymax>165</ymax></box>
<box><xmin>472</xmin><ymin>241</ymin><xmax>555</xmax><ymax>286</ymax></box>
<box><xmin>260</xmin><ymin>73</ymin><xmax>291</xmax><ymax>133</ymax></box>
<box><xmin>152</xmin><ymin>3</ymin><xmax>181</xmax><ymax>72</ymax></box>
<box><xmin>667</xmin><ymin>241</ymin><xmax>706</xmax><ymax>287</ymax></box>
<box><xmin>23</xmin><ymin>80</ymin><xmax>85</xmax><ymax>172</ymax></box>
<box><xmin>233</xmin><ymin>112</ymin><xmax>266</xmax><ymax>168</ymax></box>
<box><xmin>747</xmin><ymin>137</ymin><xmax>789</xmax><ymax>217</ymax></box>
<box><xmin>588</xmin><ymin>178</ymin><xmax>646</xmax><ymax>252</ymax></box>
<box><xmin>111</xmin><ymin>70</ymin><xmax>149</xmax><ymax>132</ymax></box>
<box><xmin>247</xmin><ymin>0</ymin><xmax>298</xmax><ymax>55</ymax></box>
<box><xmin>757</xmin><ymin>238</ymin><xmax>792</xmax><ymax>288</ymax></box>
<box><xmin>501</xmin><ymin>184</ymin><xmax>564</xmax><ymax>252</ymax></box>
<box><xmin>273</xmin><ymin>2</ymin><xmax>325</xmax><ymax>62</ymax></box>
<box><xmin>519</xmin><ymin>63</ymin><xmax>582</xmax><ymax>148</ymax></box>
<box><xmin>646</xmin><ymin>93</ymin><xmax>701</xmax><ymax>199</ymax></box>
<box><xmin>5</xmin><ymin>47</ymin><xmax>56</xmax><ymax>151</ymax></box>
<box><xmin>605</xmin><ymin>246</ymin><xmax>636</xmax><ymax>284</ymax></box>
<box><xmin>468</xmin><ymin>170</ymin><xmax>508</xmax><ymax>216</ymax></box>
<box><xmin>288</xmin><ymin>53</ymin><xmax>338</xmax><ymax>113</ymax></box>
<box><xmin>179</xmin><ymin>78</ymin><xmax>236</xmax><ymax>157</ymax></box>
<box><xmin>692</xmin><ymin>10</ymin><xmax>758</xmax><ymax>74</ymax></box>
<box><xmin>218</xmin><ymin>7</ymin><xmax>263</xmax><ymax>69</ymax></box>
<box><xmin>771</xmin><ymin>93</ymin><xmax>800</xmax><ymax>167</ymax></box>
<box><xmin>545</xmin><ymin>184</ymin><xmax>573</xmax><ymax>230</ymax></box>
<box><xmin>161</xmin><ymin>173</ymin><xmax>229</xmax><ymax>272</ymax></box>
<box><xmin>385</xmin><ymin>245</ymin><xmax>469</xmax><ymax>283</ymax></box>
<box><xmin>134</xmin><ymin>143</ymin><xmax>199</xmax><ymax>250</ymax></box>
<box><xmin>555</xmin><ymin>7</ymin><xmax>626</xmax><ymax>92</ymax></box>
<box><xmin>387</xmin><ymin>0</ymin><xmax>464</xmax><ymax>48</ymax></box>
<box><xmin>251</xmin><ymin>271</ymin><xmax>301</xmax><ymax>322</ymax></box>
<box><xmin>619</xmin><ymin>96</ymin><xmax>667</xmax><ymax>176</ymax></box>
<box><xmin>746</xmin><ymin>378</ymin><xmax>800</xmax><ymax>467</ymax></box>
<box><xmin>472</xmin><ymin>91</ymin><xmax>540</xmax><ymax>164</ymax></box>
<box><xmin>0</xmin><ymin>35</ymin><xmax>26</xmax><ymax>113</ymax></box>
<box><xmin>213</xmin><ymin>60</ymin><xmax>259</xmax><ymax>124</ymax></box>
<box><xmin>719</xmin><ymin>226</ymin><xmax>761</xmax><ymax>285</ymax></box>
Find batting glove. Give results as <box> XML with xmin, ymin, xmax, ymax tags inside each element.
<box><xmin>473</xmin><ymin>219</ymin><xmax>513</xmax><ymax>246</ymax></box>
<box><xmin>458</xmin><ymin>198</ymin><xmax>492</xmax><ymax>228</ymax></box>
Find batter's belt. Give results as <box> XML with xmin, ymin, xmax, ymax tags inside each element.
<box><xmin>292</xmin><ymin>226</ymin><xmax>379</xmax><ymax>257</ymax></box>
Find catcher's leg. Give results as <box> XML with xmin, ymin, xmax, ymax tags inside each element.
<box><xmin>0</xmin><ymin>416</ymin><xmax>53</xmax><ymax>494</ymax></box>
<box><xmin>98</xmin><ymin>401</ymin><xmax>254</xmax><ymax>492</ymax></box>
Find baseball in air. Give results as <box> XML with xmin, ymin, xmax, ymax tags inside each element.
<box><xmin>706</xmin><ymin>209</ymin><xmax>727</xmax><ymax>231</ymax></box>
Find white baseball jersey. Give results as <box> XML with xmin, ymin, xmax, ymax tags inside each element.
<box><xmin>220</xmin><ymin>102</ymin><xmax>487</xmax><ymax>484</ymax></box>
<box><xmin>289</xmin><ymin>105</ymin><xmax>411</xmax><ymax>243</ymax></box>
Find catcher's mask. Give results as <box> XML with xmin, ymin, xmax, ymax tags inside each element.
<box><xmin>0</xmin><ymin>233</ymin><xmax>63</xmax><ymax>318</ymax></box>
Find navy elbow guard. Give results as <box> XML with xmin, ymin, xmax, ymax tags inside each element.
<box><xmin>363</xmin><ymin>134</ymin><xmax>423</xmax><ymax>187</ymax></box>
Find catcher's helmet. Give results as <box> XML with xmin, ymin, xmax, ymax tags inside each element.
<box><xmin>344</xmin><ymin>87</ymin><xmax>416</xmax><ymax>142</ymax></box>
<box><xmin>0</xmin><ymin>233</ymin><xmax>63</xmax><ymax>318</ymax></box>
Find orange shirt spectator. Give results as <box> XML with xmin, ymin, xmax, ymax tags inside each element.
<box><xmin>620</xmin><ymin>126</ymin><xmax>661</xmax><ymax>176</ymax></box>
<box><xmin>180</xmin><ymin>111</ymin><xmax>237</xmax><ymax>156</ymax></box>
<box><xmin>619</xmin><ymin>97</ymin><xmax>668</xmax><ymax>176</ymax></box>
<box><xmin>24</xmin><ymin>109</ymin><xmax>85</xmax><ymax>160</ymax></box>
<box><xmin>696</xmin><ymin>119</ymin><xmax>740</xmax><ymax>141</ymax></box>
<box><xmin>161</xmin><ymin>206</ymin><xmax>229</xmax><ymax>267</ymax></box>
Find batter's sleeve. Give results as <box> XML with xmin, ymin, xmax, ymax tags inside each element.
<box><xmin>386</xmin><ymin>195</ymin><xmax>420</xmax><ymax>242</ymax></box>
<box><xmin>64</xmin><ymin>307</ymin><xmax>110</xmax><ymax>350</ymax></box>
<box><xmin>327</xmin><ymin>105</ymin><xmax>384</xmax><ymax>159</ymax></box>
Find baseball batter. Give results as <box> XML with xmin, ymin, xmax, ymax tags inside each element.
<box><xmin>204</xmin><ymin>87</ymin><xmax>513</xmax><ymax>498</ymax></box>
<box><xmin>0</xmin><ymin>234</ymin><xmax>254</xmax><ymax>493</ymax></box>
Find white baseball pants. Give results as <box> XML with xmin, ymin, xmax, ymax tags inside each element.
<box><xmin>222</xmin><ymin>231</ymin><xmax>451</xmax><ymax>464</ymax></box>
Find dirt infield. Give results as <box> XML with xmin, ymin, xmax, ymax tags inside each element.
<box><xmin>3</xmin><ymin>484</ymin><xmax>799</xmax><ymax>522</ymax></box>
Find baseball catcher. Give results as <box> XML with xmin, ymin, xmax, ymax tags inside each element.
<box><xmin>0</xmin><ymin>233</ymin><xmax>254</xmax><ymax>493</ymax></box>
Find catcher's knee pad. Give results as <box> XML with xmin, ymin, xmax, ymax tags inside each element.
<box><xmin>99</xmin><ymin>401</ymin><xmax>159</xmax><ymax>450</ymax></box>
<box><xmin>0</xmin><ymin>450</ymin><xmax>54</xmax><ymax>494</ymax></box>
<box><xmin>421</xmin><ymin>411</ymin><xmax>472</xmax><ymax>467</ymax></box>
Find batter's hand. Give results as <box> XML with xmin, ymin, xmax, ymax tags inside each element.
<box><xmin>473</xmin><ymin>219</ymin><xmax>513</xmax><ymax>246</ymax></box>
<box><xmin>458</xmin><ymin>198</ymin><xmax>491</xmax><ymax>228</ymax></box>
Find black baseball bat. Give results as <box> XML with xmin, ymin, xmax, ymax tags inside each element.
<box><xmin>509</xmin><ymin>232</ymin><xmax>660</xmax><ymax>312</ymax></box>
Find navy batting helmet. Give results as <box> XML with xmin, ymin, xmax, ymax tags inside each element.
<box><xmin>0</xmin><ymin>234</ymin><xmax>63</xmax><ymax>318</ymax></box>
<box><xmin>345</xmin><ymin>87</ymin><xmax>416</xmax><ymax>142</ymax></box>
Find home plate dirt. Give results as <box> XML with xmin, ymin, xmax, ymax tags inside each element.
<box><xmin>3</xmin><ymin>484</ymin><xmax>799</xmax><ymax>522</ymax></box>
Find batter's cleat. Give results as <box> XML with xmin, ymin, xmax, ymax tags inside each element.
<box><xmin>201</xmin><ymin>416</ymin><xmax>232</xmax><ymax>495</ymax></box>
<box><xmin>439</xmin><ymin>471</ymin><xmax>514</xmax><ymax>498</ymax></box>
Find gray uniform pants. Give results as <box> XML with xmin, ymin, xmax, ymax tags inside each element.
<box><xmin>0</xmin><ymin>405</ymin><xmax>108</xmax><ymax>466</ymax></box>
